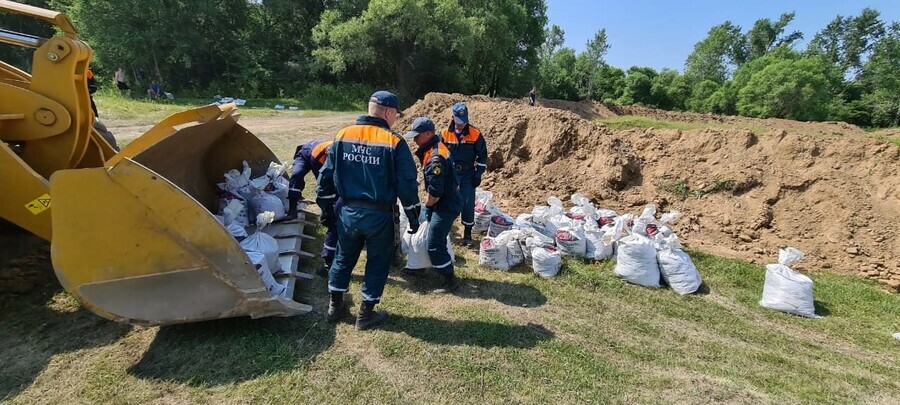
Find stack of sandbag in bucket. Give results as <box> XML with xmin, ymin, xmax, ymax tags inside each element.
<box><xmin>240</xmin><ymin>212</ymin><xmax>286</xmax><ymax>297</ymax></box>
<box><xmin>759</xmin><ymin>247</ymin><xmax>819</xmax><ymax>318</ymax></box>
<box><xmin>473</xmin><ymin>189</ymin><xmax>497</xmax><ymax>234</ymax></box>
<box><xmin>217</xmin><ymin>161</ymin><xmax>253</xmax><ymax>227</ymax></box>
<box><xmin>248</xmin><ymin>162</ymin><xmax>289</xmax><ymax>221</ymax></box>
<box><xmin>399</xmin><ymin>203</ymin><xmax>454</xmax><ymax>270</ymax></box>
<box><xmin>217</xmin><ymin>204</ymin><xmax>249</xmax><ymax>241</ymax></box>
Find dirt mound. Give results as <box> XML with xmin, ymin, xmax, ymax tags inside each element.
<box><xmin>399</xmin><ymin>93</ymin><xmax>900</xmax><ymax>290</ymax></box>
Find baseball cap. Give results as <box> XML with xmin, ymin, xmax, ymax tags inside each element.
<box><xmin>404</xmin><ymin>116</ymin><xmax>436</xmax><ymax>139</ymax></box>
<box><xmin>370</xmin><ymin>90</ymin><xmax>403</xmax><ymax>115</ymax></box>
<box><xmin>452</xmin><ymin>102</ymin><xmax>468</xmax><ymax>125</ymax></box>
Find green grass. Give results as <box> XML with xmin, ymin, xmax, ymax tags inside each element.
<box><xmin>93</xmin><ymin>92</ymin><xmax>364</xmax><ymax>125</ymax></box>
<box><xmin>2</xmin><ymin>225</ymin><xmax>898</xmax><ymax>403</ymax></box>
<box><xmin>597</xmin><ymin>115</ymin><xmax>768</xmax><ymax>135</ymax></box>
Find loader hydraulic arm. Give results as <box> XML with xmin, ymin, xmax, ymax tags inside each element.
<box><xmin>0</xmin><ymin>0</ymin><xmax>114</xmax><ymax>240</ymax></box>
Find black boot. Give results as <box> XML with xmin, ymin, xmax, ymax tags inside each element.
<box><xmin>463</xmin><ymin>226</ymin><xmax>475</xmax><ymax>248</ymax></box>
<box><xmin>356</xmin><ymin>302</ymin><xmax>388</xmax><ymax>330</ymax></box>
<box><xmin>326</xmin><ymin>292</ymin><xmax>344</xmax><ymax>323</ymax></box>
<box><xmin>433</xmin><ymin>273</ymin><xmax>460</xmax><ymax>294</ymax></box>
<box><xmin>284</xmin><ymin>196</ymin><xmax>299</xmax><ymax>221</ymax></box>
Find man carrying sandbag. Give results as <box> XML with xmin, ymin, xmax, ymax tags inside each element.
<box><xmin>287</xmin><ymin>139</ymin><xmax>335</xmax><ymax>277</ymax></box>
<box><xmin>317</xmin><ymin>91</ymin><xmax>421</xmax><ymax>330</ymax></box>
<box><xmin>403</xmin><ymin>117</ymin><xmax>463</xmax><ymax>293</ymax></box>
<box><xmin>441</xmin><ymin>102</ymin><xmax>488</xmax><ymax>248</ymax></box>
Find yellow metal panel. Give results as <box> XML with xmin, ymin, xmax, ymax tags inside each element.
<box><xmin>0</xmin><ymin>142</ymin><xmax>51</xmax><ymax>240</ymax></box>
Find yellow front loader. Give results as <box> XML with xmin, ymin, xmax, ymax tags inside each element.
<box><xmin>0</xmin><ymin>1</ymin><xmax>317</xmax><ymax>325</ymax></box>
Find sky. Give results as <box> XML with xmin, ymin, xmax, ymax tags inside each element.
<box><xmin>545</xmin><ymin>0</ymin><xmax>900</xmax><ymax>71</ymax></box>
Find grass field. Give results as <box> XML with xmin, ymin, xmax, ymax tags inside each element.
<box><xmin>2</xmin><ymin>222</ymin><xmax>898</xmax><ymax>403</ymax></box>
<box><xmin>1</xmin><ymin>104</ymin><xmax>899</xmax><ymax>403</ymax></box>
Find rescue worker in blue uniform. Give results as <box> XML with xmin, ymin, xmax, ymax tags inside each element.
<box><xmin>287</xmin><ymin>139</ymin><xmax>335</xmax><ymax>277</ymax></box>
<box><xmin>402</xmin><ymin>117</ymin><xmax>462</xmax><ymax>293</ymax></box>
<box><xmin>441</xmin><ymin>102</ymin><xmax>488</xmax><ymax>248</ymax></box>
<box><xmin>317</xmin><ymin>91</ymin><xmax>421</xmax><ymax>330</ymax></box>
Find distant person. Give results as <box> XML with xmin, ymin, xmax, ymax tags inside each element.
<box><xmin>528</xmin><ymin>87</ymin><xmax>537</xmax><ymax>106</ymax></box>
<box><xmin>440</xmin><ymin>102</ymin><xmax>488</xmax><ymax>248</ymax></box>
<box><xmin>114</xmin><ymin>67</ymin><xmax>129</xmax><ymax>97</ymax></box>
<box><xmin>148</xmin><ymin>81</ymin><xmax>162</xmax><ymax>100</ymax></box>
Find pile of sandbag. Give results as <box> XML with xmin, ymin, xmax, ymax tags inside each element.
<box><xmin>240</xmin><ymin>212</ymin><xmax>288</xmax><ymax>297</ymax></box>
<box><xmin>468</xmin><ymin>189</ymin><xmax>702</xmax><ymax>293</ymax></box>
<box><xmin>214</xmin><ymin>161</ymin><xmax>295</xmax><ymax>298</ymax></box>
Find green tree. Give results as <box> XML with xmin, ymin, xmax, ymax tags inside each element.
<box><xmin>539</xmin><ymin>47</ymin><xmax>579</xmax><ymax>100</ymax></box>
<box><xmin>577</xmin><ymin>28</ymin><xmax>609</xmax><ymax>100</ymax></box>
<box><xmin>808</xmin><ymin>8</ymin><xmax>885</xmax><ymax>77</ymax></box>
<box><xmin>745</xmin><ymin>12</ymin><xmax>803</xmax><ymax>61</ymax></box>
<box><xmin>619</xmin><ymin>66</ymin><xmax>656</xmax><ymax>106</ymax></box>
<box><xmin>736</xmin><ymin>57</ymin><xmax>833</xmax><ymax>121</ymax></box>
<box><xmin>650</xmin><ymin>69</ymin><xmax>690</xmax><ymax>110</ymax></box>
<box><xmin>860</xmin><ymin>22</ymin><xmax>900</xmax><ymax>126</ymax></box>
<box><xmin>0</xmin><ymin>0</ymin><xmax>54</xmax><ymax>72</ymax></box>
<box><xmin>592</xmin><ymin>64</ymin><xmax>626</xmax><ymax>102</ymax></box>
<box><xmin>684</xmin><ymin>22</ymin><xmax>744</xmax><ymax>83</ymax></box>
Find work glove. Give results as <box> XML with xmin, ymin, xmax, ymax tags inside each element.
<box><xmin>406</xmin><ymin>205</ymin><xmax>422</xmax><ymax>234</ymax></box>
<box><xmin>472</xmin><ymin>176</ymin><xmax>482</xmax><ymax>188</ymax></box>
<box><xmin>424</xmin><ymin>206</ymin><xmax>434</xmax><ymax>222</ymax></box>
<box><xmin>284</xmin><ymin>196</ymin><xmax>299</xmax><ymax>220</ymax></box>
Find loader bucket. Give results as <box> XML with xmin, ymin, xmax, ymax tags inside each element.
<box><xmin>48</xmin><ymin>105</ymin><xmax>317</xmax><ymax>325</ymax></box>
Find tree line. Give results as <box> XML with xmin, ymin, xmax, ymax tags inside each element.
<box><xmin>1</xmin><ymin>1</ymin><xmax>897</xmax><ymax>127</ymax></box>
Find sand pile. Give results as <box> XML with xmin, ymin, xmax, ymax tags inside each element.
<box><xmin>398</xmin><ymin>93</ymin><xmax>900</xmax><ymax>290</ymax></box>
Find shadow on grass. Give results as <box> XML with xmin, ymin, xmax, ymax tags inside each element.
<box><xmin>388</xmin><ymin>272</ymin><xmax>548</xmax><ymax>308</ymax></box>
<box><xmin>0</xmin><ymin>226</ymin><xmax>132</xmax><ymax>400</ymax></box>
<box><xmin>129</xmin><ymin>314</ymin><xmax>335</xmax><ymax>386</ymax></box>
<box><xmin>381</xmin><ymin>314</ymin><xmax>554</xmax><ymax>348</ymax></box>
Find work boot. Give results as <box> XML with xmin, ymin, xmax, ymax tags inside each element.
<box><xmin>402</xmin><ymin>267</ymin><xmax>425</xmax><ymax>276</ymax></box>
<box><xmin>356</xmin><ymin>302</ymin><xmax>388</xmax><ymax>330</ymax></box>
<box><xmin>463</xmin><ymin>226</ymin><xmax>476</xmax><ymax>249</ymax></box>
<box><xmin>326</xmin><ymin>292</ymin><xmax>344</xmax><ymax>324</ymax></box>
<box><xmin>433</xmin><ymin>273</ymin><xmax>460</xmax><ymax>294</ymax></box>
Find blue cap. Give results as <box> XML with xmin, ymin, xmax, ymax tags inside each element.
<box><xmin>452</xmin><ymin>102</ymin><xmax>469</xmax><ymax>125</ymax></box>
<box><xmin>404</xmin><ymin>116</ymin><xmax>435</xmax><ymax>139</ymax></box>
<box><xmin>370</xmin><ymin>90</ymin><xmax>401</xmax><ymax>112</ymax></box>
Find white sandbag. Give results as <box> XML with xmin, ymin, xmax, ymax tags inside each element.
<box><xmin>401</xmin><ymin>217</ymin><xmax>455</xmax><ymax>270</ymax></box>
<box><xmin>247</xmin><ymin>251</ymin><xmax>285</xmax><ymax>296</ymax></box>
<box><xmin>403</xmin><ymin>220</ymin><xmax>431</xmax><ymax>270</ymax></box>
<box><xmin>240</xmin><ymin>213</ymin><xmax>280</xmax><ymax>272</ymax></box>
<box><xmin>570</xmin><ymin>193</ymin><xmax>597</xmax><ymax>219</ymax></box>
<box><xmin>479</xmin><ymin>235</ymin><xmax>510</xmax><ymax>270</ymax></box>
<box><xmin>759</xmin><ymin>248</ymin><xmax>819</xmax><ymax>318</ymax></box>
<box><xmin>500</xmin><ymin>230</ymin><xmax>525</xmax><ymax>267</ymax></box>
<box><xmin>657</xmin><ymin>210</ymin><xmax>682</xmax><ymax>238</ymax></box>
<box><xmin>614</xmin><ymin>233</ymin><xmax>661</xmax><ymax>288</ymax></box>
<box><xmin>473</xmin><ymin>189</ymin><xmax>496</xmax><ymax>233</ymax></box>
<box><xmin>656</xmin><ymin>235</ymin><xmax>702</xmax><ymax>294</ymax></box>
<box><xmin>488</xmin><ymin>213</ymin><xmax>514</xmax><ymax>237</ymax></box>
<box><xmin>224</xmin><ymin>161</ymin><xmax>252</xmax><ymax>193</ymax></box>
<box><xmin>251</xmin><ymin>192</ymin><xmax>286</xmax><ymax>221</ymax></box>
<box><xmin>584</xmin><ymin>221</ymin><xmax>614</xmax><ymax>260</ymax></box>
<box><xmin>220</xmin><ymin>209</ymin><xmax>249</xmax><ymax>240</ymax></box>
<box><xmin>596</xmin><ymin>209</ymin><xmax>618</xmax><ymax>228</ymax></box>
<box><xmin>515</xmin><ymin>214</ymin><xmax>554</xmax><ymax>239</ymax></box>
<box><xmin>556</xmin><ymin>225</ymin><xmax>587</xmax><ymax>257</ymax></box>
<box><xmin>532</xmin><ymin>245</ymin><xmax>562</xmax><ymax>278</ymax></box>
<box><xmin>223</xmin><ymin>198</ymin><xmax>250</xmax><ymax>228</ymax></box>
